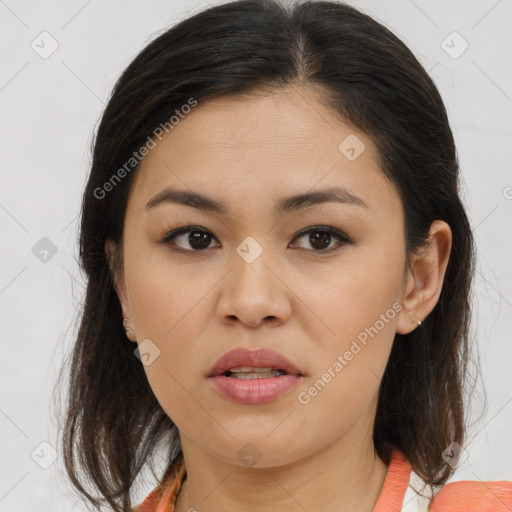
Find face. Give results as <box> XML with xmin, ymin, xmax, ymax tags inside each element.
<box><xmin>114</xmin><ymin>86</ymin><xmax>412</xmax><ymax>468</ymax></box>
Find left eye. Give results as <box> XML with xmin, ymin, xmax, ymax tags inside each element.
<box><xmin>291</xmin><ymin>226</ymin><xmax>351</xmax><ymax>251</ymax></box>
<box><xmin>161</xmin><ymin>225</ymin><xmax>351</xmax><ymax>253</ymax></box>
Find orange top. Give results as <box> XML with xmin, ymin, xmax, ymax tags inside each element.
<box><xmin>135</xmin><ymin>449</ymin><xmax>512</xmax><ymax>512</ymax></box>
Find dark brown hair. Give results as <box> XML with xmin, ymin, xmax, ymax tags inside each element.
<box><xmin>54</xmin><ymin>0</ymin><xmax>479</xmax><ymax>510</ymax></box>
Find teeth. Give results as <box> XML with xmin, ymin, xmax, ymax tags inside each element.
<box><xmin>221</xmin><ymin>367</ymin><xmax>289</xmax><ymax>379</ymax></box>
<box><xmin>228</xmin><ymin>366</ymin><xmax>275</xmax><ymax>373</ymax></box>
<box><xmin>228</xmin><ymin>370</ymin><xmax>284</xmax><ymax>379</ymax></box>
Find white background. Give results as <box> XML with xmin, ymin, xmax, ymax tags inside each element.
<box><xmin>1</xmin><ymin>0</ymin><xmax>511</xmax><ymax>510</ymax></box>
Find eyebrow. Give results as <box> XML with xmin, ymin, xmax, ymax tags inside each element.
<box><xmin>145</xmin><ymin>186</ymin><xmax>369</xmax><ymax>216</ymax></box>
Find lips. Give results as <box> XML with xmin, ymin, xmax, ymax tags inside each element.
<box><xmin>207</xmin><ymin>347</ymin><xmax>305</xmax><ymax>405</ymax></box>
<box><xmin>207</xmin><ymin>347</ymin><xmax>304</xmax><ymax>378</ymax></box>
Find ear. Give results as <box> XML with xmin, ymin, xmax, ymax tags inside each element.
<box><xmin>396</xmin><ymin>220</ymin><xmax>452</xmax><ymax>334</ymax></box>
<box><xmin>105</xmin><ymin>239</ymin><xmax>137</xmax><ymax>342</ymax></box>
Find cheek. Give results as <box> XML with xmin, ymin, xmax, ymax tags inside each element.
<box><xmin>296</xmin><ymin>238</ymin><xmax>405</xmax><ymax>342</ymax></box>
<box><xmin>293</xmin><ymin>240</ymin><xmax>404</xmax><ymax>403</ymax></box>
<box><xmin>125</xmin><ymin>244</ymin><xmax>207</xmax><ymax>339</ymax></box>
<box><xmin>293</xmin><ymin>289</ymin><xmax>399</xmax><ymax>442</ymax></box>
<box><xmin>125</xmin><ymin>256</ymin><xmax>212</xmax><ymax>428</ymax></box>
<box><xmin>123</xmin><ymin>243</ymin><xmax>234</xmax><ymax>381</ymax></box>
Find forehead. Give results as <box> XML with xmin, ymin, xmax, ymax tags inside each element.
<box><xmin>128</xmin><ymin>86</ymin><xmax>402</xmax><ymax>219</ymax></box>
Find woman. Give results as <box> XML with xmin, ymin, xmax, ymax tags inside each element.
<box><xmin>57</xmin><ymin>0</ymin><xmax>512</xmax><ymax>511</ymax></box>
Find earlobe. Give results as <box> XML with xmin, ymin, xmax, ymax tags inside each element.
<box><xmin>122</xmin><ymin>318</ymin><xmax>137</xmax><ymax>342</ymax></box>
<box><xmin>105</xmin><ymin>239</ymin><xmax>138</xmax><ymax>342</ymax></box>
<box><xmin>105</xmin><ymin>239</ymin><xmax>124</xmax><ymax>300</ymax></box>
<box><xmin>396</xmin><ymin>220</ymin><xmax>452</xmax><ymax>335</ymax></box>
<box><xmin>396</xmin><ymin>268</ymin><xmax>422</xmax><ymax>335</ymax></box>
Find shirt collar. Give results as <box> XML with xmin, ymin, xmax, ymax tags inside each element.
<box><xmin>139</xmin><ymin>448</ymin><xmax>412</xmax><ymax>512</ymax></box>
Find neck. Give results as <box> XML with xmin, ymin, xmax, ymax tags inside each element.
<box><xmin>174</xmin><ymin>413</ymin><xmax>389</xmax><ymax>512</ymax></box>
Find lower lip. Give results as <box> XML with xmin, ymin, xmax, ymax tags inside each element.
<box><xmin>209</xmin><ymin>374</ymin><xmax>303</xmax><ymax>405</ymax></box>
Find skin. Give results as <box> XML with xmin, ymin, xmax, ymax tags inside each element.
<box><xmin>108</xmin><ymin>85</ymin><xmax>452</xmax><ymax>512</ymax></box>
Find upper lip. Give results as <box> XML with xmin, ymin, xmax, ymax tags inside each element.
<box><xmin>207</xmin><ymin>347</ymin><xmax>304</xmax><ymax>377</ymax></box>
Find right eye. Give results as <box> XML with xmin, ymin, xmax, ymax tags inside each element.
<box><xmin>160</xmin><ymin>226</ymin><xmax>221</xmax><ymax>252</ymax></box>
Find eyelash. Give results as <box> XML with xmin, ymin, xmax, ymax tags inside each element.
<box><xmin>159</xmin><ymin>225</ymin><xmax>354</xmax><ymax>254</ymax></box>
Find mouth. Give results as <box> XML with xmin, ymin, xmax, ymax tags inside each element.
<box><xmin>207</xmin><ymin>347</ymin><xmax>305</xmax><ymax>379</ymax></box>
<box><xmin>221</xmin><ymin>367</ymin><xmax>291</xmax><ymax>379</ymax></box>
<box><xmin>207</xmin><ymin>347</ymin><xmax>305</xmax><ymax>405</ymax></box>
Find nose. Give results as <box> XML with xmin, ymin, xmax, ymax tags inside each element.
<box><xmin>216</xmin><ymin>242</ymin><xmax>292</xmax><ymax>328</ymax></box>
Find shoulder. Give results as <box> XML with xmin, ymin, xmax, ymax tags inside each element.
<box><xmin>431</xmin><ymin>479</ymin><xmax>512</xmax><ymax>511</ymax></box>
<box><xmin>134</xmin><ymin>459</ymin><xmax>187</xmax><ymax>512</ymax></box>
<box><xmin>402</xmin><ymin>461</ymin><xmax>512</xmax><ymax>512</ymax></box>
<box><xmin>133</xmin><ymin>486</ymin><xmax>165</xmax><ymax>512</ymax></box>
